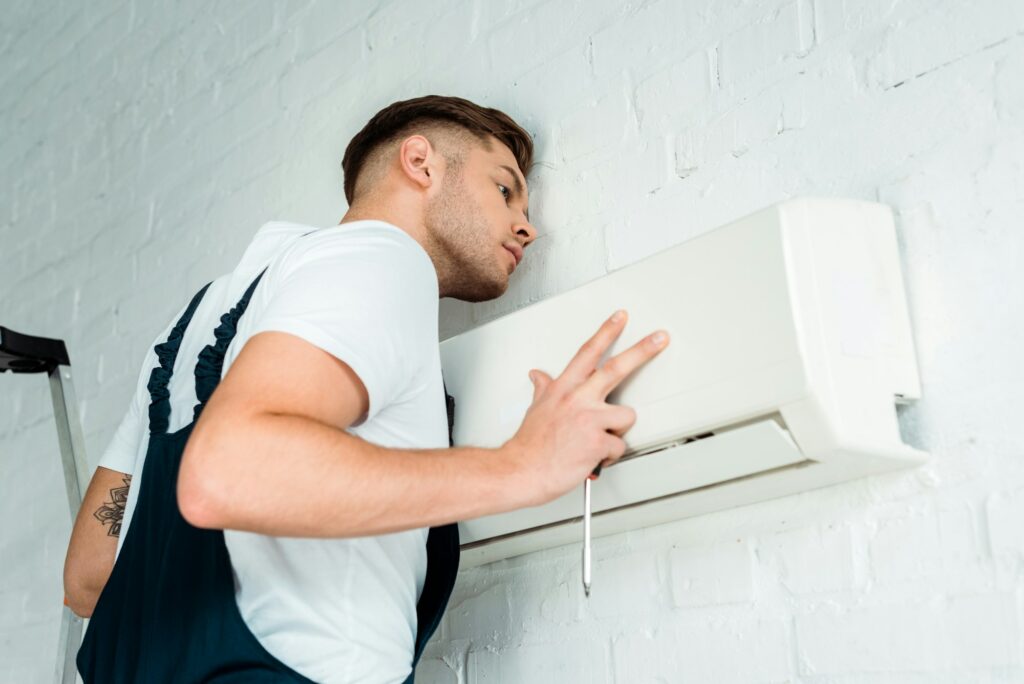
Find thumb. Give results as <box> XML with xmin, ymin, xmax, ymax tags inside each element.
<box><xmin>529</xmin><ymin>369</ymin><xmax>552</xmax><ymax>400</ymax></box>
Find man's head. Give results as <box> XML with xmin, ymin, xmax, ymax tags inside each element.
<box><xmin>340</xmin><ymin>95</ymin><xmax>537</xmax><ymax>302</ymax></box>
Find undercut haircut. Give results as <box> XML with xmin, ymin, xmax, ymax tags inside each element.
<box><xmin>341</xmin><ymin>95</ymin><xmax>534</xmax><ymax>204</ymax></box>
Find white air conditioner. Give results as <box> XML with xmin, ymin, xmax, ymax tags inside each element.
<box><xmin>439</xmin><ymin>197</ymin><xmax>926</xmax><ymax>568</ymax></box>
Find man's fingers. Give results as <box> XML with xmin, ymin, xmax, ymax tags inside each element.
<box><xmin>557</xmin><ymin>310</ymin><xmax>628</xmax><ymax>390</ymax></box>
<box><xmin>602</xmin><ymin>404</ymin><xmax>638</xmax><ymax>438</ymax></box>
<box><xmin>586</xmin><ymin>330</ymin><xmax>669</xmax><ymax>399</ymax></box>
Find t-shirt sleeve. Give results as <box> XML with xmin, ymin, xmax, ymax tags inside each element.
<box><xmin>96</xmin><ymin>387</ymin><xmax>145</xmax><ymax>475</ymax></box>
<box><xmin>247</xmin><ymin>230</ymin><xmax>436</xmax><ymax>424</ymax></box>
<box><xmin>96</xmin><ymin>317</ymin><xmax>176</xmax><ymax>475</ymax></box>
<box><xmin>97</xmin><ymin>293</ymin><xmax>196</xmax><ymax>475</ymax></box>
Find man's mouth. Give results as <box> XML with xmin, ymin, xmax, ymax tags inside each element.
<box><xmin>504</xmin><ymin>244</ymin><xmax>522</xmax><ymax>266</ymax></box>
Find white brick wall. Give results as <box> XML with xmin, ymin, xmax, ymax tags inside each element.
<box><xmin>2</xmin><ymin>0</ymin><xmax>1022</xmax><ymax>681</ymax></box>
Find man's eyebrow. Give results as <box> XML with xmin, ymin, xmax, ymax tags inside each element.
<box><xmin>499</xmin><ymin>164</ymin><xmax>530</xmax><ymax>221</ymax></box>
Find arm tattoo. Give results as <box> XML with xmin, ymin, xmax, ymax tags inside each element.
<box><xmin>93</xmin><ymin>475</ymin><xmax>132</xmax><ymax>537</ymax></box>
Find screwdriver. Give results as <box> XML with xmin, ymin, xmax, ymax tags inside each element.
<box><xmin>583</xmin><ymin>463</ymin><xmax>601</xmax><ymax>597</ymax></box>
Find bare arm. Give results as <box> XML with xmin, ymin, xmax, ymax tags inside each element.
<box><xmin>178</xmin><ymin>311</ymin><xmax>668</xmax><ymax>538</ymax></box>
<box><xmin>177</xmin><ymin>331</ymin><xmax>522</xmax><ymax>538</ymax></box>
<box><xmin>63</xmin><ymin>466</ymin><xmax>132</xmax><ymax>617</ymax></box>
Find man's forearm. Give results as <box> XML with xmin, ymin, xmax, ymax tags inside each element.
<box><xmin>178</xmin><ymin>411</ymin><xmax>523</xmax><ymax>537</ymax></box>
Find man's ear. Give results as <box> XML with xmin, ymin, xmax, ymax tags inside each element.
<box><xmin>397</xmin><ymin>134</ymin><xmax>438</xmax><ymax>192</ymax></box>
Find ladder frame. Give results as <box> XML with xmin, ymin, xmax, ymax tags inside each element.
<box><xmin>1</xmin><ymin>326</ymin><xmax>90</xmax><ymax>684</ymax></box>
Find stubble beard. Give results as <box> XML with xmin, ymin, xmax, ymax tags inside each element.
<box><xmin>424</xmin><ymin>170</ymin><xmax>508</xmax><ymax>303</ymax></box>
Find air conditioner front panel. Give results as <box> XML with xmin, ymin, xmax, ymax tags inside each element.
<box><xmin>439</xmin><ymin>211</ymin><xmax>808</xmax><ymax>453</ymax></box>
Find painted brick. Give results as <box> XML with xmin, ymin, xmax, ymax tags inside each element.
<box><xmin>796</xmin><ymin>593</ymin><xmax>1022</xmax><ymax>675</ymax></box>
<box><xmin>413</xmin><ymin>657</ymin><xmax>458</xmax><ymax>684</ymax></box>
<box><xmin>864</xmin><ymin>0</ymin><xmax>1024</xmax><ymax>90</ymax></box>
<box><xmin>486</xmin><ymin>0</ymin><xmax>624</xmax><ymax>78</ymax></box>
<box><xmin>586</xmin><ymin>548</ymin><xmax>661</xmax><ymax>619</ymax></box>
<box><xmin>717</xmin><ymin>0</ymin><xmax>814</xmax><ymax>89</ymax></box>
<box><xmin>590</xmin><ymin>0</ymin><xmax>713</xmax><ymax>80</ymax></box>
<box><xmin>3</xmin><ymin>1</ymin><xmax>1024</xmax><ymax>681</ymax></box>
<box><xmin>468</xmin><ymin>638</ymin><xmax>608</xmax><ymax>683</ymax></box>
<box><xmin>634</xmin><ymin>50</ymin><xmax>713</xmax><ymax>136</ymax></box>
<box><xmin>757</xmin><ymin>522</ymin><xmax>859</xmax><ymax>594</ymax></box>
<box><xmin>868</xmin><ymin>504</ymin><xmax>983</xmax><ymax>584</ymax></box>
<box><xmin>289</xmin><ymin>1</ymin><xmax>371</xmax><ymax>59</ymax></box>
<box><xmin>810</xmin><ymin>0</ymin><xmax>902</xmax><ymax>45</ymax></box>
<box><xmin>277</xmin><ymin>30</ymin><xmax>364</xmax><ymax>106</ymax></box>
<box><xmin>669</xmin><ymin>539</ymin><xmax>755</xmax><ymax>607</ymax></box>
<box><xmin>448</xmin><ymin>583</ymin><xmax>511</xmax><ymax>642</ymax></box>
<box><xmin>556</xmin><ymin>89</ymin><xmax>631</xmax><ymax>163</ymax></box>
<box><xmin>612</xmin><ymin>615</ymin><xmax>792</xmax><ymax>683</ymax></box>
<box><xmin>986</xmin><ymin>487</ymin><xmax>1024</xmax><ymax>558</ymax></box>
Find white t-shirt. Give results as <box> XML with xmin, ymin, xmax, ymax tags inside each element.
<box><xmin>98</xmin><ymin>219</ymin><xmax>451</xmax><ymax>683</ymax></box>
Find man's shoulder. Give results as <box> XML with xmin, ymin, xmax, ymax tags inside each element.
<box><xmin>276</xmin><ymin>222</ymin><xmax>435</xmax><ymax>286</ymax></box>
<box><xmin>293</xmin><ymin>221</ymin><xmax>421</xmax><ymax>254</ymax></box>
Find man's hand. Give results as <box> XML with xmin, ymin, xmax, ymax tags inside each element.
<box><xmin>502</xmin><ymin>310</ymin><xmax>669</xmax><ymax>507</ymax></box>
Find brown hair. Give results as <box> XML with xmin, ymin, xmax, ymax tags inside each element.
<box><xmin>341</xmin><ymin>95</ymin><xmax>534</xmax><ymax>204</ymax></box>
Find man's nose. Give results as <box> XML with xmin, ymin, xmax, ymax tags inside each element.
<box><xmin>514</xmin><ymin>220</ymin><xmax>537</xmax><ymax>246</ymax></box>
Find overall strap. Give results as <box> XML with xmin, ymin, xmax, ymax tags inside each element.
<box><xmin>147</xmin><ymin>281</ymin><xmax>213</xmax><ymax>436</ymax></box>
<box><xmin>406</xmin><ymin>378</ymin><xmax>461</xmax><ymax>679</ymax></box>
<box><xmin>191</xmin><ymin>267</ymin><xmax>268</xmax><ymax>423</ymax></box>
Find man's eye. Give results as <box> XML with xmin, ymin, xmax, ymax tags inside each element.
<box><xmin>498</xmin><ymin>184</ymin><xmax>510</xmax><ymax>201</ymax></box>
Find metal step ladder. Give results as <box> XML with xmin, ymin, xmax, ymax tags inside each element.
<box><xmin>0</xmin><ymin>325</ymin><xmax>89</xmax><ymax>684</ymax></box>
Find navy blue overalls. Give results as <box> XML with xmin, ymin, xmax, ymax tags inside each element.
<box><xmin>78</xmin><ymin>266</ymin><xmax>461</xmax><ymax>683</ymax></box>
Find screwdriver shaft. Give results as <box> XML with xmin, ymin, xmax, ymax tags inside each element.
<box><xmin>583</xmin><ymin>477</ymin><xmax>592</xmax><ymax>596</ymax></box>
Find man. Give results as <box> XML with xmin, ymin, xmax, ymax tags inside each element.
<box><xmin>63</xmin><ymin>95</ymin><xmax>669</xmax><ymax>682</ymax></box>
